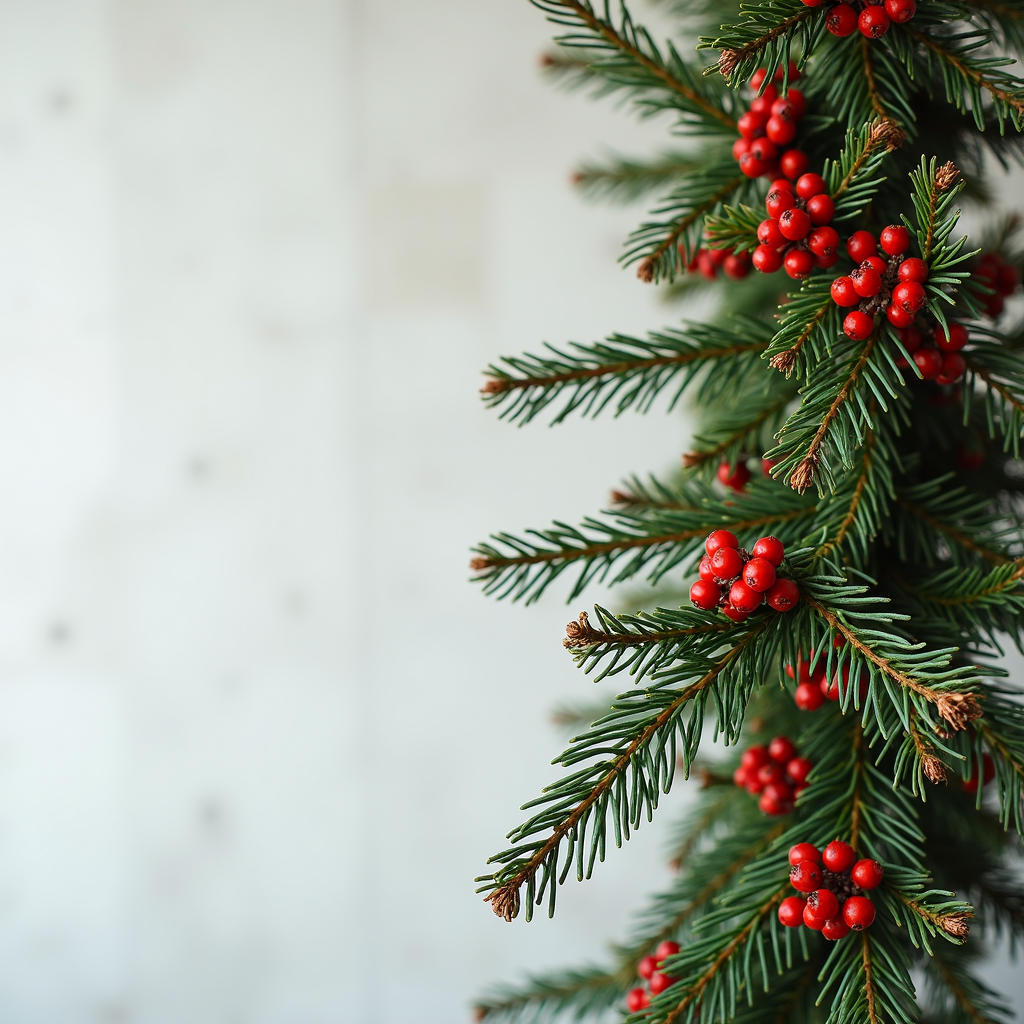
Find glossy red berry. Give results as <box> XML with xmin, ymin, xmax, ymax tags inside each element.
<box><xmin>784</xmin><ymin>249</ymin><xmax>815</xmax><ymax>280</ymax></box>
<box><xmin>802</xmin><ymin>903</ymin><xmax>826</xmax><ymax>930</ymax></box>
<box><xmin>626</xmin><ymin>989</ymin><xmax>650</xmax><ymax>1013</ymax></box>
<box><xmin>706</xmin><ymin>530</ymin><xmax>739</xmax><ymax>556</ymax></box>
<box><xmin>752</xmin><ymin>536</ymin><xmax>785</xmax><ymax>566</ymax></box>
<box><xmin>790</xmin><ymin>858</ymin><xmax>823</xmax><ymax>893</ymax></box>
<box><xmin>789</xmin><ymin>842</ymin><xmax>820</xmax><ymax>865</ymax></box>
<box><xmin>807</xmin><ymin>888</ymin><xmax>840</xmax><ymax>923</ymax></box>
<box><xmin>822</xmin><ymin>840</ymin><xmax>857</xmax><ymax>873</ymax></box>
<box><xmin>765</xmin><ymin>187</ymin><xmax>796</xmax><ymax>219</ymax></box>
<box><xmin>753</xmin><ymin>245</ymin><xmax>784</xmax><ymax>273</ymax></box>
<box><xmin>778</xmin><ymin>208</ymin><xmax>811</xmax><ymax>241</ymax></box>
<box><xmin>787</xmin><ymin>756</ymin><xmax>813</xmax><ymax>785</ymax></box>
<box><xmin>800</xmin><ymin>0</ymin><xmax>827</xmax><ymax>5</ymax></box>
<box><xmin>638</xmin><ymin>955</ymin><xmax>658</xmax><ymax>979</ymax></box>
<box><xmin>723</xmin><ymin>254</ymin><xmax>751</xmax><ymax>279</ymax></box>
<box><xmin>859</xmin><ymin>5</ymin><xmax>891</xmax><ymax>36</ymax></box>
<box><xmin>739</xmin><ymin>152</ymin><xmax>767</xmax><ymax>178</ymax></box>
<box><xmin>766</xmin><ymin>115</ymin><xmax>797</xmax><ymax>146</ymax></box>
<box><xmin>879</xmin><ymin>224</ymin><xmax>911</xmax><ymax>256</ymax></box>
<box><xmin>722</xmin><ymin>605</ymin><xmax>749</xmax><ymax>622</ymax></box>
<box><xmin>741</xmin><ymin>746</ymin><xmax>769</xmax><ymax>771</ymax></box>
<box><xmin>843</xmin><ymin>896</ymin><xmax>877</xmax><ymax>930</ymax></box>
<box><xmin>717</xmin><ymin>460</ymin><xmax>751</xmax><ymax>491</ymax></box>
<box><xmin>851</xmin><ymin>859</ymin><xmax>884</xmax><ymax>890</ymax></box>
<box><xmin>649</xmin><ymin>972</ymin><xmax>674</xmax><ymax>995</ymax></box>
<box><xmin>690</xmin><ymin>579</ymin><xmax>722</xmax><ymax>610</ymax></box>
<box><xmin>732</xmin><ymin>137</ymin><xmax>752</xmax><ymax>160</ymax></box>
<box><xmin>809</xmin><ymin>226</ymin><xmax>840</xmax><ymax>258</ymax></box>
<box><xmin>766</xmin><ymin>577</ymin><xmax>800</xmax><ymax>611</ymax></box>
<box><xmin>780</xmin><ymin>149</ymin><xmax>809</xmax><ymax>180</ymax></box>
<box><xmin>826</xmin><ymin>3</ymin><xmax>859</xmax><ymax>36</ymax></box>
<box><xmin>768</xmin><ymin>736</ymin><xmax>796</xmax><ymax>764</ymax></box>
<box><xmin>886</xmin><ymin>304</ymin><xmax>916</xmax><ymax>329</ymax></box>
<box><xmin>759</xmin><ymin>784</ymin><xmax>793</xmax><ymax>815</ymax></box>
<box><xmin>898</xmin><ymin>326</ymin><xmax>922</xmax><ymax>354</ymax></box>
<box><xmin>743</xmin><ymin>556</ymin><xmax>777</xmax><ymax>593</ymax></box>
<box><xmin>935</xmin><ymin>352</ymin><xmax>966</xmax><ymax>385</ymax></box>
<box><xmin>898</xmin><ymin>257</ymin><xmax>929</xmax><ymax>283</ymax></box>
<box><xmin>843</xmin><ymin>311</ymin><xmax>875</xmax><ymax>341</ymax></box>
<box><xmin>893</xmin><ymin>280</ymin><xmax>926</xmax><ymax>312</ymax></box>
<box><xmin>711</xmin><ymin>545</ymin><xmax>744</xmax><ymax>580</ymax></box>
<box><xmin>847</xmin><ymin>230</ymin><xmax>878</xmax><ymax>262</ymax></box>
<box><xmin>738</xmin><ymin>110</ymin><xmax>769</xmax><ymax>140</ymax></box>
<box><xmin>885</xmin><ymin>0</ymin><xmax>916</xmax><ymax>22</ymax></box>
<box><xmin>935</xmin><ymin>322</ymin><xmax>968</xmax><ymax>351</ymax></box>
<box><xmin>699</xmin><ymin>556</ymin><xmax>716</xmax><ymax>582</ymax></box>
<box><xmin>750</xmin><ymin>137</ymin><xmax>778</xmax><ymax>162</ymax></box>
<box><xmin>822</xmin><ymin>917</ymin><xmax>851</xmax><ymax>941</ymax></box>
<box><xmin>913</xmin><ymin>346</ymin><xmax>943</xmax><ymax>380</ymax></box>
<box><xmin>778</xmin><ymin>896</ymin><xmax>806</xmax><ymax>927</ymax></box>
<box><xmin>730</xmin><ymin>579</ymin><xmax>763</xmax><ymax>614</ymax></box>
<box><xmin>831</xmin><ymin>276</ymin><xmax>860</xmax><ymax>307</ymax></box>
<box><xmin>850</xmin><ymin>266</ymin><xmax>883</xmax><ymax>298</ymax></box>
<box><xmin>757</xmin><ymin>219</ymin><xmax>786</xmax><ymax>249</ymax></box>
<box><xmin>795</xmin><ymin>173</ymin><xmax>828</xmax><ymax>200</ymax></box>
<box><xmin>795</xmin><ymin>681</ymin><xmax>826</xmax><ymax>710</ymax></box>
<box><xmin>750</xmin><ymin>69</ymin><xmax>769</xmax><ymax>90</ymax></box>
<box><xmin>783</xmin><ymin>87</ymin><xmax>806</xmax><ymax>115</ymax></box>
<box><xmin>655</xmin><ymin>940</ymin><xmax>680</xmax><ymax>963</ymax></box>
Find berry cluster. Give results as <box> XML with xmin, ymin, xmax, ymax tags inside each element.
<box><xmin>892</xmin><ymin>321</ymin><xmax>968</xmax><ymax>384</ymax></box>
<box><xmin>690</xmin><ymin>531</ymin><xmax>800</xmax><ymax>618</ymax></box>
<box><xmin>753</xmin><ymin>174</ymin><xmax>838</xmax><ymax>280</ymax></box>
<box><xmin>716</xmin><ymin>457</ymin><xmax>776</xmax><ymax>491</ymax></box>
<box><xmin>626</xmin><ymin>941</ymin><xmax>680</xmax><ymax>1012</ymax></box>
<box><xmin>801</xmin><ymin>0</ymin><xmax>916</xmax><ymax>38</ymax></box>
<box><xmin>831</xmin><ymin>226</ymin><xmax>931</xmax><ymax>339</ymax></box>
<box><xmin>733</xmin><ymin>736</ymin><xmax>813</xmax><ymax>815</ymax></box>
<box><xmin>786</xmin><ymin>641</ymin><xmax>870</xmax><ymax>711</ymax></box>
<box><xmin>732</xmin><ymin>65</ymin><xmax>811</xmax><ymax>182</ymax></box>
<box><xmin>779</xmin><ymin>841</ymin><xmax>882</xmax><ymax>940</ymax></box>
<box><xmin>688</xmin><ymin>244</ymin><xmax>751</xmax><ymax>281</ymax></box>
<box><xmin>975</xmin><ymin>252</ymin><xmax>1021</xmax><ymax>318</ymax></box>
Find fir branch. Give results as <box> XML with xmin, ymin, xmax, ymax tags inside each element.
<box><xmin>573</xmin><ymin>153</ymin><xmax>703</xmax><ymax>203</ymax></box>
<box><xmin>763</xmin><ymin>277</ymin><xmax>838</xmax><ymax>379</ymax></box>
<box><xmin>894</xmin><ymin>493</ymin><xmax>1012</xmax><ymax>567</ymax></box>
<box><xmin>682</xmin><ymin>390</ymin><xmax>795</xmax><ymax>469</ymax></box>
<box><xmin>924</xmin><ymin>946</ymin><xmax>1013</xmax><ymax>1024</ymax></box>
<box><xmin>824</xmin><ymin>121</ymin><xmax>892</xmax><ymax>224</ymax></box>
<box><xmin>963</xmin><ymin>344</ymin><xmax>1024</xmax><ymax>456</ymax></box>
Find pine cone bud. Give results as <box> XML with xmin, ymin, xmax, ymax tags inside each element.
<box><xmin>940</xmin><ymin>914</ymin><xmax>971</xmax><ymax>939</ymax></box>
<box><xmin>610</xmin><ymin>490</ymin><xmax>638</xmax><ymax>505</ymax></box>
<box><xmin>922</xmin><ymin>754</ymin><xmax>949</xmax><ymax>784</ymax></box>
<box><xmin>470</xmin><ymin>556</ymin><xmax>493</xmax><ymax>571</ymax></box>
<box><xmin>790</xmin><ymin>457</ymin><xmax>817</xmax><ymax>494</ymax></box>
<box><xmin>637</xmin><ymin>259</ymin><xmax>655</xmax><ymax>283</ymax></box>
<box><xmin>481</xmin><ymin>378</ymin><xmax>506</xmax><ymax>394</ymax></box>
<box><xmin>487</xmin><ymin>884</ymin><xmax>521</xmax><ymax>922</ymax></box>
<box><xmin>869</xmin><ymin>117</ymin><xmax>905</xmax><ymax>151</ymax></box>
<box><xmin>718</xmin><ymin>48</ymin><xmax>740</xmax><ymax>80</ymax></box>
<box><xmin>769</xmin><ymin>349</ymin><xmax>798</xmax><ymax>376</ymax></box>
<box><xmin>681</xmin><ymin>451</ymin><xmax>705</xmax><ymax>468</ymax></box>
<box><xmin>935</xmin><ymin>162</ymin><xmax>961</xmax><ymax>192</ymax></box>
<box><xmin>564</xmin><ymin>611</ymin><xmax>601</xmax><ymax>648</ymax></box>
<box><xmin>935</xmin><ymin>692</ymin><xmax>983</xmax><ymax>731</ymax></box>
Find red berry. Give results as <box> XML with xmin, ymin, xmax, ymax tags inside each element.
<box><xmin>935</xmin><ymin>352</ymin><xmax>966</xmax><ymax>385</ymax></box>
<box><xmin>822</xmin><ymin>840</ymin><xmax>857</xmax><ymax>873</ymax></box>
<box><xmin>822</xmin><ymin>917</ymin><xmax>851</xmax><ymax>941</ymax></box>
<box><xmin>795</xmin><ymin>173</ymin><xmax>828</xmax><ymax>200</ymax></box>
<box><xmin>739</xmin><ymin>152</ymin><xmax>767</xmax><ymax>178</ymax></box>
<box><xmin>738</xmin><ymin>110</ymin><xmax>769</xmax><ymax>140</ymax></box>
<box><xmin>778</xmin><ymin>896</ymin><xmax>807</xmax><ymax>928</ymax></box>
<box><xmin>708</xmin><ymin>248</ymin><xmax>730</xmax><ymax>266</ymax></box>
<box><xmin>846</xmin><ymin>230</ymin><xmax>878</xmax><ymax>262</ymax></box>
<box><xmin>843</xmin><ymin>895</ymin><xmax>876</xmax><ymax>930</ymax></box>
<box><xmin>696</xmin><ymin>251</ymin><xmax>718</xmax><ymax>280</ymax></box>
<box><xmin>638</xmin><ymin>955</ymin><xmax>657</xmax><ymax>979</ymax></box>
<box><xmin>783</xmin><ymin>88</ymin><xmax>806</xmax><ymax>118</ymax></box>
<box><xmin>843</xmin><ymin>311</ymin><xmax>875</xmax><ymax>341</ymax></box>
<box><xmin>879</xmin><ymin>224</ymin><xmax>911</xmax><ymax>256</ymax></box>
<box><xmin>802</xmin><ymin>903</ymin><xmax>826</xmax><ymax>930</ymax></box>
<box><xmin>893</xmin><ymin>280</ymin><xmax>926</xmax><ymax>312</ymax></box>
<box><xmin>784</xmin><ymin>249</ymin><xmax>815</xmax><ymax>280</ymax></box>
<box><xmin>800</xmin><ymin>0</ymin><xmax>827</xmax><ymax>5</ymax></box>
<box><xmin>815</xmin><ymin>249</ymin><xmax>840</xmax><ymax>269</ymax></box>
<box><xmin>705</xmin><ymin>530</ymin><xmax>739</xmax><ymax>556</ymax></box>
<box><xmin>998</xmin><ymin>263</ymin><xmax>1020</xmax><ymax>293</ymax></box>
<box><xmin>723</xmin><ymin>254</ymin><xmax>751</xmax><ymax>280</ymax></box>
<box><xmin>780</xmin><ymin>149</ymin><xmax>809</xmax><ymax>180</ymax></box>
<box><xmin>850</xmin><ymin>266</ymin><xmax>883</xmax><ymax>298</ymax></box>
<box><xmin>898</xmin><ymin>258</ymin><xmax>929</xmax><ymax>283</ymax></box>
<box><xmin>913</xmin><ymin>346</ymin><xmax>943</xmax><ymax>380</ymax></box>
<box><xmin>898</xmin><ymin>326</ymin><xmax>922</xmax><ymax>354</ymax></box>
<box><xmin>886</xmin><ymin>304</ymin><xmax>916</xmax><ymax>329</ymax></box>
<box><xmin>711</xmin><ymin>545</ymin><xmax>745</xmax><ymax>580</ymax></box>
<box><xmin>787</xmin><ymin>756</ymin><xmax>813</xmax><ymax>785</ymax></box>
<box><xmin>963</xmin><ymin>753</ymin><xmax>996</xmax><ymax>793</ymax></box>
<box><xmin>768</xmin><ymin>736</ymin><xmax>797</xmax><ymax>764</ymax></box>
<box><xmin>766</xmin><ymin>577</ymin><xmax>800</xmax><ymax>611</ymax></box>
<box><xmin>752</xmin><ymin>535</ymin><xmax>785</xmax><ymax>566</ymax></box>
<box><xmin>759</xmin><ymin>783</ymin><xmax>793</xmax><ymax>815</ymax></box>
<box><xmin>863</xmin><ymin>255</ymin><xmax>888</xmax><ymax>276</ymax></box>
<box><xmin>807</xmin><ymin>888</ymin><xmax>840</xmax><ymax>923</ymax></box>
<box><xmin>717</xmin><ymin>460</ymin><xmax>752</xmax><ymax>491</ymax></box>
<box><xmin>732</xmin><ymin>137</ymin><xmax>752</xmax><ymax>160</ymax></box>
<box><xmin>820</xmin><ymin>674</ymin><xmax>841</xmax><ymax>701</ymax></box>
<box><xmin>730</xmin><ymin>579</ymin><xmax>763</xmax><ymax>614</ymax></box>
<box><xmin>795</xmin><ymin>681</ymin><xmax>826</xmax><ymax>710</ymax></box>
<box><xmin>885</xmin><ymin>0</ymin><xmax>916</xmax><ymax>22</ymax></box>
<box><xmin>753</xmin><ymin>245</ymin><xmax>784</xmax><ymax>273</ymax></box>
<box><xmin>765</xmin><ymin>188</ymin><xmax>796</xmax><ymax>219</ymax></box>
<box><xmin>750</xmin><ymin>138</ymin><xmax>778</xmax><ymax>163</ymax></box>
<box><xmin>766</xmin><ymin>115</ymin><xmax>797</xmax><ymax>146</ymax></box>
<box><xmin>809</xmin><ymin>226</ymin><xmax>840</xmax><ymax>258</ymax></box>
<box><xmin>851</xmin><ymin>859</ymin><xmax>884</xmax><ymax>890</ymax></box>
<box><xmin>626</xmin><ymin>989</ymin><xmax>650</xmax><ymax>1013</ymax></box>
<box><xmin>758</xmin><ymin>218</ymin><xmax>787</xmax><ymax>249</ymax></box>
<box><xmin>770</xmin><ymin>177</ymin><xmax>795</xmax><ymax>193</ymax></box>
<box><xmin>789</xmin><ymin>842</ymin><xmax>820</xmax><ymax>865</ymax></box>
<box><xmin>778</xmin><ymin>208</ymin><xmax>811</xmax><ymax>241</ymax></box>
<box><xmin>826</xmin><ymin>3</ymin><xmax>859</xmax><ymax>35</ymax></box>
<box><xmin>649</xmin><ymin>972</ymin><xmax>674</xmax><ymax>995</ymax></box>
<box><xmin>750</xmin><ymin>69</ymin><xmax>769</xmax><ymax>90</ymax></box>
<box><xmin>690</xmin><ymin>579</ymin><xmax>722</xmax><ymax>610</ymax></box>
<box><xmin>741</xmin><ymin>746</ymin><xmax>770</xmax><ymax>770</ymax></box>
<box><xmin>935</xmin><ymin>322</ymin><xmax>968</xmax><ymax>351</ymax></box>
<box><xmin>831</xmin><ymin>276</ymin><xmax>860</xmax><ymax>307</ymax></box>
<box><xmin>655</xmin><ymin>940</ymin><xmax>680</xmax><ymax>963</ymax></box>
<box><xmin>699</xmin><ymin>556</ymin><xmax>716</xmax><ymax>581</ymax></box>
<box><xmin>722</xmin><ymin>605</ymin><xmax>749</xmax><ymax>622</ymax></box>
<box><xmin>859</xmin><ymin>5</ymin><xmax>890</xmax><ymax>36</ymax></box>
<box><xmin>805</xmin><ymin>194</ymin><xmax>835</xmax><ymax>227</ymax></box>
<box><xmin>743</xmin><ymin>556</ymin><xmax>777</xmax><ymax>593</ymax></box>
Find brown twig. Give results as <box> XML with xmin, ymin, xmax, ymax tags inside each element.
<box><xmin>711</xmin><ymin>8</ymin><xmax>817</xmax><ymax>80</ymax></box>
<box><xmin>563</xmin><ymin>610</ymin><xmax>729</xmax><ymax>649</ymax></box>
<box><xmin>681</xmin><ymin>394</ymin><xmax>793</xmax><ymax>469</ymax></box>
<box><xmin>862</xmin><ymin>933</ymin><xmax>880</xmax><ymax>1024</ymax></box>
<box><xmin>816</xmin><ymin>428</ymin><xmax>876</xmax><ymax>559</ymax></box>
<box><xmin>890</xmin><ymin>887</ymin><xmax>972</xmax><ymax>940</ymax></box>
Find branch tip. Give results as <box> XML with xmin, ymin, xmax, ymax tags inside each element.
<box><xmin>769</xmin><ymin>348</ymin><xmax>798</xmax><ymax>376</ymax></box>
<box><xmin>922</xmin><ymin>754</ymin><xmax>949</xmax><ymax>784</ymax></box>
<box><xmin>789</xmin><ymin>456</ymin><xmax>817</xmax><ymax>493</ymax></box>
<box><xmin>486</xmin><ymin>884</ymin><xmax>521</xmax><ymax>923</ymax></box>
<box><xmin>564</xmin><ymin>610</ymin><xmax>603</xmax><ymax>648</ymax></box>
<box><xmin>869</xmin><ymin>117</ymin><xmax>905</xmax><ymax>151</ymax></box>
<box><xmin>935</xmin><ymin>692</ymin><xmax>983</xmax><ymax>731</ymax></box>
<box><xmin>681</xmin><ymin>451</ymin><xmax>704</xmax><ymax>468</ymax></box>
<box><xmin>480</xmin><ymin>378</ymin><xmax>505</xmax><ymax>395</ymax></box>
<box><xmin>470</xmin><ymin>556</ymin><xmax>493</xmax><ymax>571</ymax></box>
<box><xmin>936</xmin><ymin>161</ymin><xmax>961</xmax><ymax>192</ymax></box>
<box><xmin>637</xmin><ymin>258</ymin><xmax>656</xmax><ymax>283</ymax></box>
<box><xmin>718</xmin><ymin>48</ymin><xmax>739</xmax><ymax>80</ymax></box>
<box><xmin>940</xmin><ymin>913</ymin><xmax>972</xmax><ymax>940</ymax></box>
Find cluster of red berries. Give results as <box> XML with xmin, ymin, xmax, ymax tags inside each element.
<box><xmin>732</xmin><ymin>65</ymin><xmax>811</xmax><ymax>182</ymax></box>
<box><xmin>975</xmin><ymin>252</ymin><xmax>1020</xmax><ymax>318</ymax></box>
<box><xmin>831</xmin><ymin>226</ymin><xmax>931</xmax><ymax>340</ymax></box>
<box><xmin>690</xmin><ymin>531</ymin><xmax>800</xmax><ymax>618</ymax></box>
<box><xmin>779</xmin><ymin>841</ymin><xmax>882</xmax><ymax>939</ymax></box>
<box><xmin>786</xmin><ymin>641</ymin><xmax>871</xmax><ymax>710</ymax></box>
<box><xmin>733</xmin><ymin>737</ymin><xmax>812</xmax><ymax>816</ymax></box>
<box><xmin>892</xmin><ymin>321</ymin><xmax>968</xmax><ymax>384</ymax></box>
<box><xmin>716</xmin><ymin>458</ymin><xmax>776</xmax><ymax>491</ymax></box>
<box><xmin>753</xmin><ymin>174</ymin><xmax>838</xmax><ymax>280</ymax></box>
<box><xmin>801</xmin><ymin>0</ymin><xmax>916</xmax><ymax>38</ymax></box>
<box><xmin>626</xmin><ymin>941</ymin><xmax>680</xmax><ymax>1012</ymax></box>
<box><xmin>687</xmin><ymin>245</ymin><xmax>751</xmax><ymax>281</ymax></box>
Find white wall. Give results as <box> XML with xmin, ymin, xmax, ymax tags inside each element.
<box><xmin>0</xmin><ymin>2</ymin><xmax>1017</xmax><ymax>1022</ymax></box>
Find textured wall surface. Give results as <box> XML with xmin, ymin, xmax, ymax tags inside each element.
<box><xmin>0</xmin><ymin>2</ymin><xmax>1019</xmax><ymax>1022</ymax></box>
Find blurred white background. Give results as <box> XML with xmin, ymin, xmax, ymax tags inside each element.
<box><xmin>0</xmin><ymin>1</ymin><xmax>1020</xmax><ymax>1022</ymax></box>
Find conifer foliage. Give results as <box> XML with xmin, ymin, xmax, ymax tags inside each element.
<box><xmin>471</xmin><ymin>1</ymin><xmax>1024</xmax><ymax>1022</ymax></box>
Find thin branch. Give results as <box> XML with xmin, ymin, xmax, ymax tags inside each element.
<box><xmin>963</xmin><ymin>356</ymin><xmax>1024</xmax><ymax>414</ymax></box>
<box><xmin>902</xmin><ymin>557</ymin><xmax>1024</xmax><ymax>606</ymax></box>
<box><xmin>933</xmin><ymin>954</ymin><xmax>1000</xmax><ymax>1024</ymax></box>
<box><xmin>713</xmin><ymin>8</ymin><xmax>818</xmax><ymax>79</ymax></box>
<box><xmin>816</xmin><ymin>429</ymin><xmax>876</xmax><ymax>559</ymax></box>
<box><xmin>682</xmin><ymin>394</ymin><xmax>793</xmax><ymax>468</ymax></box>
<box><xmin>563</xmin><ymin>610</ymin><xmax>729</xmax><ymax>649</ymax></box>
<box><xmin>769</xmin><ymin>296</ymin><xmax>832</xmax><ymax>376</ymax></box>
<box><xmin>890</xmin><ymin>888</ymin><xmax>972</xmax><ymax>939</ymax></box>
<box><xmin>863</xmin><ymin>933</ymin><xmax>881</xmax><ymax>1024</ymax></box>
<box><xmin>895</xmin><ymin>495</ymin><xmax>1011</xmax><ymax>566</ymax></box>
<box><xmin>861</xmin><ymin>37</ymin><xmax>888</xmax><ymax>121</ymax></box>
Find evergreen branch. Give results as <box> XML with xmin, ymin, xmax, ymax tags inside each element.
<box><xmin>861</xmin><ymin>36</ymin><xmax>888</xmax><ymax>121</ymax></box>
<box><xmin>825</xmin><ymin>121</ymin><xmax>893</xmax><ymax>223</ymax></box>
<box><xmin>573</xmin><ymin>153</ymin><xmax>703</xmax><ymax>203</ymax></box>
<box><xmin>481</xmin><ymin>322</ymin><xmax>772</xmax><ymax>426</ymax></box>
<box><xmin>862</xmin><ymin>933</ymin><xmax>881</xmax><ymax>1024</ymax></box>
<box><xmin>924</xmin><ymin>947</ymin><xmax>1013</xmax><ymax>1024</ymax></box>
<box><xmin>895</xmin><ymin>494</ymin><xmax>1011</xmax><ymax>566</ymax></box>
<box><xmin>682</xmin><ymin>390</ymin><xmax>795</xmax><ymax>469</ymax></box>
<box><xmin>763</xmin><ymin>277</ymin><xmax>838</xmax><ymax>378</ymax></box>
<box><xmin>963</xmin><ymin>344</ymin><xmax>1024</xmax><ymax>456</ymax></box>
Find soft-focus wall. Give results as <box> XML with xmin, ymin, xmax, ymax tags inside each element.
<box><xmin>0</xmin><ymin>2</ymin><xmax>1020</xmax><ymax>1023</ymax></box>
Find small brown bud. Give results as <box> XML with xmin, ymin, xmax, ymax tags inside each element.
<box><xmin>769</xmin><ymin>349</ymin><xmax>798</xmax><ymax>376</ymax></box>
<box><xmin>922</xmin><ymin>754</ymin><xmax>949</xmax><ymax>785</ymax></box>
<box><xmin>564</xmin><ymin>611</ymin><xmax>602</xmax><ymax>648</ymax></box>
<box><xmin>681</xmin><ymin>451</ymin><xmax>706</xmax><ymax>469</ymax></box>
<box><xmin>480</xmin><ymin>378</ymin><xmax>506</xmax><ymax>394</ymax></box>
<box><xmin>789</xmin><ymin>457</ymin><xmax>817</xmax><ymax>494</ymax></box>
<box><xmin>718</xmin><ymin>49</ymin><xmax>740</xmax><ymax>80</ymax></box>
<box><xmin>538</xmin><ymin>53</ymin><xmax>556</xmax><ymax>69</ymax></box>
<box><xmin>472</xmin><ymin>1008</ymin><xmax>488</xmax><ymax>1023</ymax></box>
<box><xmin>470</xmin><ymin>556</ymin><xmax>492</xmax><ymax>571</ymax></box>
<box><xmin>637</xmin><ymin>259</ymin><xmax>655</xmax><ymax>283</ymax></box>
<box><xmin>609</xmin><ymin>490</ymin><xmax>639</xmax><ymax>506</ymax></box>
<box><xmin>940</xmin><ymin>914</ymin><xmax>971</xmax><ymax>940</ymax></box>
<box><xmin>487</xmin><ymin>884</ymin><xmax>521</xmax><ymax>923</ymax></box>
<box><xmin>868</xmin><ymin>117</ymin><xmax>905</xmax><ymax>151</ymax></box>
<box><xmin>935</xmin><ymin>692</ymin><xmax>983</xmax><ymax>731</ymax></box>
<box><xmin>935</xmin><ymin>161</ymin><xmax>961</xmax><ymax>192</ymax></box>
